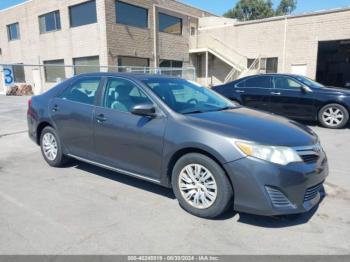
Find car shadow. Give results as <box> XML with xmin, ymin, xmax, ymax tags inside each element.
<box><xmin>68</xmin><ymin>160</ymin><xmax>176</xmax><ymax>199</ymax></box>
<box><xmin>65</xmin><ymin>160</ymin><xmax>326</xmax><ymax>227</ymax></box>
<box><xmin>298</xmin><ymin>120</ymin><xmax>350</xmax><ymax>129</ymax></box>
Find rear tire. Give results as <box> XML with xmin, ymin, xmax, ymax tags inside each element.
<box><xmin>318</xmin><ymin>104</ymin><xmax>349</xmax><ymax>129</ymax></box>
<box><xmin>171</xmin><ymin>153</ymin><xmax>233</xmax><ymax>219</ymax></box>
<box><xmin>40</xmin><ymin>126</ymin><xmax>70</xmax><ymax>167</ymax></box>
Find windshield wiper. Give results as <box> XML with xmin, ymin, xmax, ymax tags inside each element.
<box><xmin>182</xmin><ymin>110</ymin><xmax>204</xmax><ymax>115</ymax></box>
<box><xmin>211</xmin><ymin>106</ymin><xmax>237</xmax><ymax>112</ymax></box>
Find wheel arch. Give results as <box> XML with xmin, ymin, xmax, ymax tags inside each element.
<box><xmin>317</xmin><ymin>101</ymin><xmax>350</xmax><ymax>120</ymax></box>
<box><xmin>164</xmin><ymin>147</ymin><xmax>235</xmax><ymax>194</ymax></box>
<box><xmin>36</xmin><ymin>121</ymin><xmax>53</xmax><ymax>145</ymax></box>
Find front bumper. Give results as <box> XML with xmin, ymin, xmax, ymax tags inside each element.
<box><xmin>224</xmin><ymin>153</ymin><xmax>328</xmax><ymax>216</ymax></box>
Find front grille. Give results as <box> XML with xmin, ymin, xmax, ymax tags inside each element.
<box><xmin>300</xmin><ymin>154</ymin><xmax>319</xmax><ymax>163</ymax></box>
<box><xmin>265</xmin><ymin>186</ymin><xmax>295</xmax><ymax>208</ymax></box>
<box><xmin>304</xmin><ymin>182</ymin><xmax>323</xmax><ymax>202</ymax></box>
<box><xmin>295</xmin><ymin>144</ymin><xmax>323</xmax><ymax>164</ymax></box>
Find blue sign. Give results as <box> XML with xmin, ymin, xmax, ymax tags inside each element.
<box><xmin>3</xmin><ymin>66</ymin><xmax>15</xmax><ymax>86</ymax></box>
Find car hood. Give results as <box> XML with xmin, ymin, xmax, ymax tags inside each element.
<box><xmin>317</xmin><ymin>86</ymin><xmax>350</xmax><ymax>95</ymax></box>
<box><xmin>185</xmin><ymin>107</ymin><xmax>318</xmax><ymax>147</ymax></box>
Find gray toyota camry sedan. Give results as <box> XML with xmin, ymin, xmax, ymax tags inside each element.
<box><xmin>27</xmin><ymin>73</ymin><xmax>328</xmax><ymax>218</ymax></box>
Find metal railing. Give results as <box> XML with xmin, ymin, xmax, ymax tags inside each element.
<box><xmin>190</xmin><ymin>32</ymin><xmax>248</xmax><ymax>71</ymax></box>
<box><xmin>0</xmin><ymin>64</ymin><xmax>196</xmax><ymax>95</ymax></box>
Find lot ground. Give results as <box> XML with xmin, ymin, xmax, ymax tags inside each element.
<box><xmin>0</xmin><ymin>96</ymin><xmax>350</xmax><ymax>255</ymax></box>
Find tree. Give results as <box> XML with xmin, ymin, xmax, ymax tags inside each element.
<box><xmin>224</xmin><ymin>0</ymin><xmax>297</xmax><ymax>21</ymax></box>
<box><xmin>276</xmin><ymin>0</ymin><xmax>297</xmax><ymax>15</ymax></box>
<box><xmin>224</xmin><ymin>0</ymin><xmax>275</xmax><ymax>21</ymax></box>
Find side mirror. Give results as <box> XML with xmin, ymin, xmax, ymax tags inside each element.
<box><xmin>131</xmin><ymin>103</ymin><xmax>158</xmax><ymax>117</ymax></box>
<box><xmin>301</xmin><ymin>85</ymin><xmax>312</xmax><ymax>93</ymax></box>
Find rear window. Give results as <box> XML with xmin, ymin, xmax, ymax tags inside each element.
<box><xmin>245</xmin><ymin>76</ymin><xmax>271</xmax><ymax>88</ymax></box>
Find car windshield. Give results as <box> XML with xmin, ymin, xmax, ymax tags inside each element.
<box><xmin>142</xmin><ymin>78</ymin><xmax>237</xmax><ymax>114</ymax></box>
<box><xmin>294</xmin><ymin>76</ymin><xmax>325</xmax><ymax>89</ymax></box>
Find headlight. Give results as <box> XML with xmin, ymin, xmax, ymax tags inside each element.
<box><xmin>235</xmin><ymin>141</ymin><xmax>302</xmax><ymax>165</ymax></box>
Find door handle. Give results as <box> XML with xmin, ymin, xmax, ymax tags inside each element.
<box><xmin>96</xmin><ymin>114</ymin><xmax>107</xmax><ymax>123</ymax></box>
<box><xmin>271</xmin><ymin>92</ymin><xmax>281</xmax><ymax>95</ymax></box>
<box><xmin>52</xmin><ymin>105</ymin><xmax>59</xmax><ymax>112</ymax></box>
<box><xmin>236</xmin><ymin>90</ymin><xmax>245</xmax><ymax>93</ymax></box>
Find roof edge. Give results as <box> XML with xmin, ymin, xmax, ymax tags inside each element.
<box><xmin>0</xmin><ymin>0</ymin><xmax>32</xmax><ymax>13</ymax></box>
<box><xmin>235</xmin><ymin>6</ymin><xmax>350</xmax><ymax>26</ymax></box>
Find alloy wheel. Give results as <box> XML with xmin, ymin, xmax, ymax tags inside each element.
<box><xmin>178</xmin><ymin>164</ymin><xmax>218</xmax><ymax>209</ymax></box>
<box><xmin>322</xmin><ymin>107</ymin><xmax>344</xmax><ymax>127</ymax></box>
<box><xmin>42</xmin><ymin>133</ymin><xmax>58</xmax><ymax>161</ymax></box>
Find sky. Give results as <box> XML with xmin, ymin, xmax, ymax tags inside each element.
<box><xmin>0</xmin><ymin>0</ymin><xmax>350</xmax><ymax>15</ymax></box>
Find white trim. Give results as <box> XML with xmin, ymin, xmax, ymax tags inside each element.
<box><xmin>68</xmin><ymin>154</ymin><xmax>161</xmax><ymax>184</ymax></box>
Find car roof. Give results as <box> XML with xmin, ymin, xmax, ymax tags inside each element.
<box><xmin>75</xmin><ymin>72</ymin><xmax>181</xmax><ymax>81</ymax></box>
<box><xmin>232</xmin><ymin>73</ymin><xmax>304</xmax><ymax>82</ymax></box>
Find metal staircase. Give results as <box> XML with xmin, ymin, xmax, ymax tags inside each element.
<box><xmin>189</xmin><ymin>32</ymin><xmax>261</xmax><ymax>84</ymax></box>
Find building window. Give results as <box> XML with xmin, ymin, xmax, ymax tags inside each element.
<box><xmin>159</xmin><ymin>60</ymin><xmax>183</xmax><ymax>68</ymax></box>
<box><xmin>190</xmin><ymin>26</ymin><xmax>196</xmax><ymax>36</ymax></box>
<box><xmin>158</xmin><ymin>13</ymin><xmax>182</xmax><ymax>35</ymax></box>
<box><xmin>39</xmin><ymin>11</ymin><xmax>61</xmax><ymax>33</ymax></box>
<box><xmin>196</xmin><ymin>55</ymin><xmax>202</xmax><ymax>77</ymax></box>
<box><xmin>69</xmin><ymin>0</ymin><xmax>97</xmax><ymax>28</ymax></box>
<box><xmin>118</xmin><ymin>56</ymin><xmax>150</xmax><ymax>71</ymax></box>
<box><xmin>44</xmin><ymin>60</ymin><xmax>65</xmax><ymax>82</ymax></box>
<box><xmin>260</xmin><ymin>57</ymin><xmax>278</xmax><ymax>73</ymax></box>
<box><xmin>13</xmin><ymin>64</ymin><xmax>25</xmax><ymax>83</ymax></box>
<box><xmin>266</xmin><ymin>57</ymin><xmax>278</xmax><ymax>73</ymax></box>
<box><xmin>73</xmin><ymin>56</ymin><xmax>100</xmax><ymax>75</ymax></box>
<box><xmin>116</xmin><ymin>1</ymin><xmax>148</xmax><ymax>28</ymax></box>
<box><xmin>7</xmin><ymin>23</ymin><xmax>20</xmax><ymax>41</ymax></box>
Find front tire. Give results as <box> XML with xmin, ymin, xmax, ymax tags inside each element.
<box><xmin>171</xmin><ymin>153</ymin><xmax>233</xmax><ymax>219</ymax></box>
<box><xmin>318</xmin><ymin>104</ymin><xmax>349</xmax><ymax>129</ymax></box>
<box><xmin>40</xmin><ymin>126</ymin><xmax>69</xmax><ymax>167</ymax></box>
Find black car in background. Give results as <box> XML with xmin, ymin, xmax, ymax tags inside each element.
<box><xmin>213</xmin><ymin>74</ymin><xmax>350</xmax><ymax>129</ymax></box>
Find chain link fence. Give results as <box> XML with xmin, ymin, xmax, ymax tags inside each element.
<box><xmin>0</xmin><ymin>64</ymin><xmax>197</xmax><ymax>95</ymax></box>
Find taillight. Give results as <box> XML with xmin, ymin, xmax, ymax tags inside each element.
<box><xmin>27</xmin><ymin>98</ymin><xmax>32</xmax><ymax>115</ymax></box>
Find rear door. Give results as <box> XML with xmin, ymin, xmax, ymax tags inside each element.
<box><xmin>270</xmin><ymin>75</ymin><xmax>316</xmax><ymax>119</ymax></box>
<box><xmin>49</xmin><ymin>76</ymin><xmax>101</xmax><ymax>159</ymax></box>
<box><xmin>234</xmin><ymin>75</ymin><xmax>273</xmax><ymax>112</ymax></box>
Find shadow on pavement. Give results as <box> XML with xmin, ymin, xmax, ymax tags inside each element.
<box><xmin>65</xmin><ymin>160</ymin><xmax>326</xmax><ymax>226</ymax></box>
<box><xmin>71</xmin><ymin>160</ymin><xmax>176</xmax><ymax>199</ymax></box>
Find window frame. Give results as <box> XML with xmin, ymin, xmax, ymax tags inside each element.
<box><xmin>158</xmin><ymin>12</ymin><xmax>183</xmax><ymax>35</ymax></box>
<box><xmin>273</xmin><ymin>76</ymin><xmax>304</xmax><ymax>91</ymax></box>
<box><xmin>73</xmin><ymin>56</ymin><xmax>100</xmax><ymax>75</ymax></box>
<box><xmin>7</xmin><ymin>22</ymin><xmax>20</xmax><ymax>41</ymax></box>
<box><xmin>12</xmin><ymin>64</ymin><xmax>26</xmax><ymax>83</ymax></box>
<box><xmin>43</xmin><ymin>59</ymin><xmax>66</xmax><ymax>83</ymax></box>
<box><xmin>235</xmin><ymin>76</ymin><xmax>272</xmax><ymax>89</ymax></box>
<box><xmin>115</xmin><ymin>0</ymin><xmax>149</xmax><ymax>29</ymax></box>
<box><xmin>100</xmin><ymin>77</ymin><xmax>159</xmax><ymax>114</ymax></box>
<box><xmin>39</xmin><ymin>10</ymin><xmax>61</xmax><ymax>34</ymax></box>
<box><xmin>58</xmin><ymin>76</ymin><xmax>102</xmax><ymax>106</ymax></box>
<box><xmin>69</xmin><ymin>0</ymin><xmax>97</xmax><ymax>28</ymax></box>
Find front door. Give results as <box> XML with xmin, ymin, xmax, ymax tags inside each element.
<box><xmin>93</xmin><ymin>77</ymin><xmax>167</xmax><ymax>180</ymax></box>
<box><xmin>49</xmin><ymin>76</ymin><xmax>101</xmax><ymax>158</ymax></box>
<box><xmin>270</xmin><ymin>75</ymin><xmax>316</xmax><ymax>120</ymax></box>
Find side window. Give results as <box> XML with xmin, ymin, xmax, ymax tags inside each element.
<box><xmin>59</xmin><ymin>77</ymin><xmax>100</xmax><ymax>105</ymax></box>
<box><xmin>103</xmin><ymin>78</ymin><xmax>152</xmax><ymax>112</ymax></box>
<box><xmin>274</xmin><ymin>76</ymin><xmax>303</xmax><ymax>90</ymax></box>
<box><xmin>235</xmin><ymin>80</ymin><xmax>245</xmax><ymax>88</ymax></box>
<box><xmin>245</xmin><ymin>76</ymin><xmax>271</xmax><ymax>88</ymax></box>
